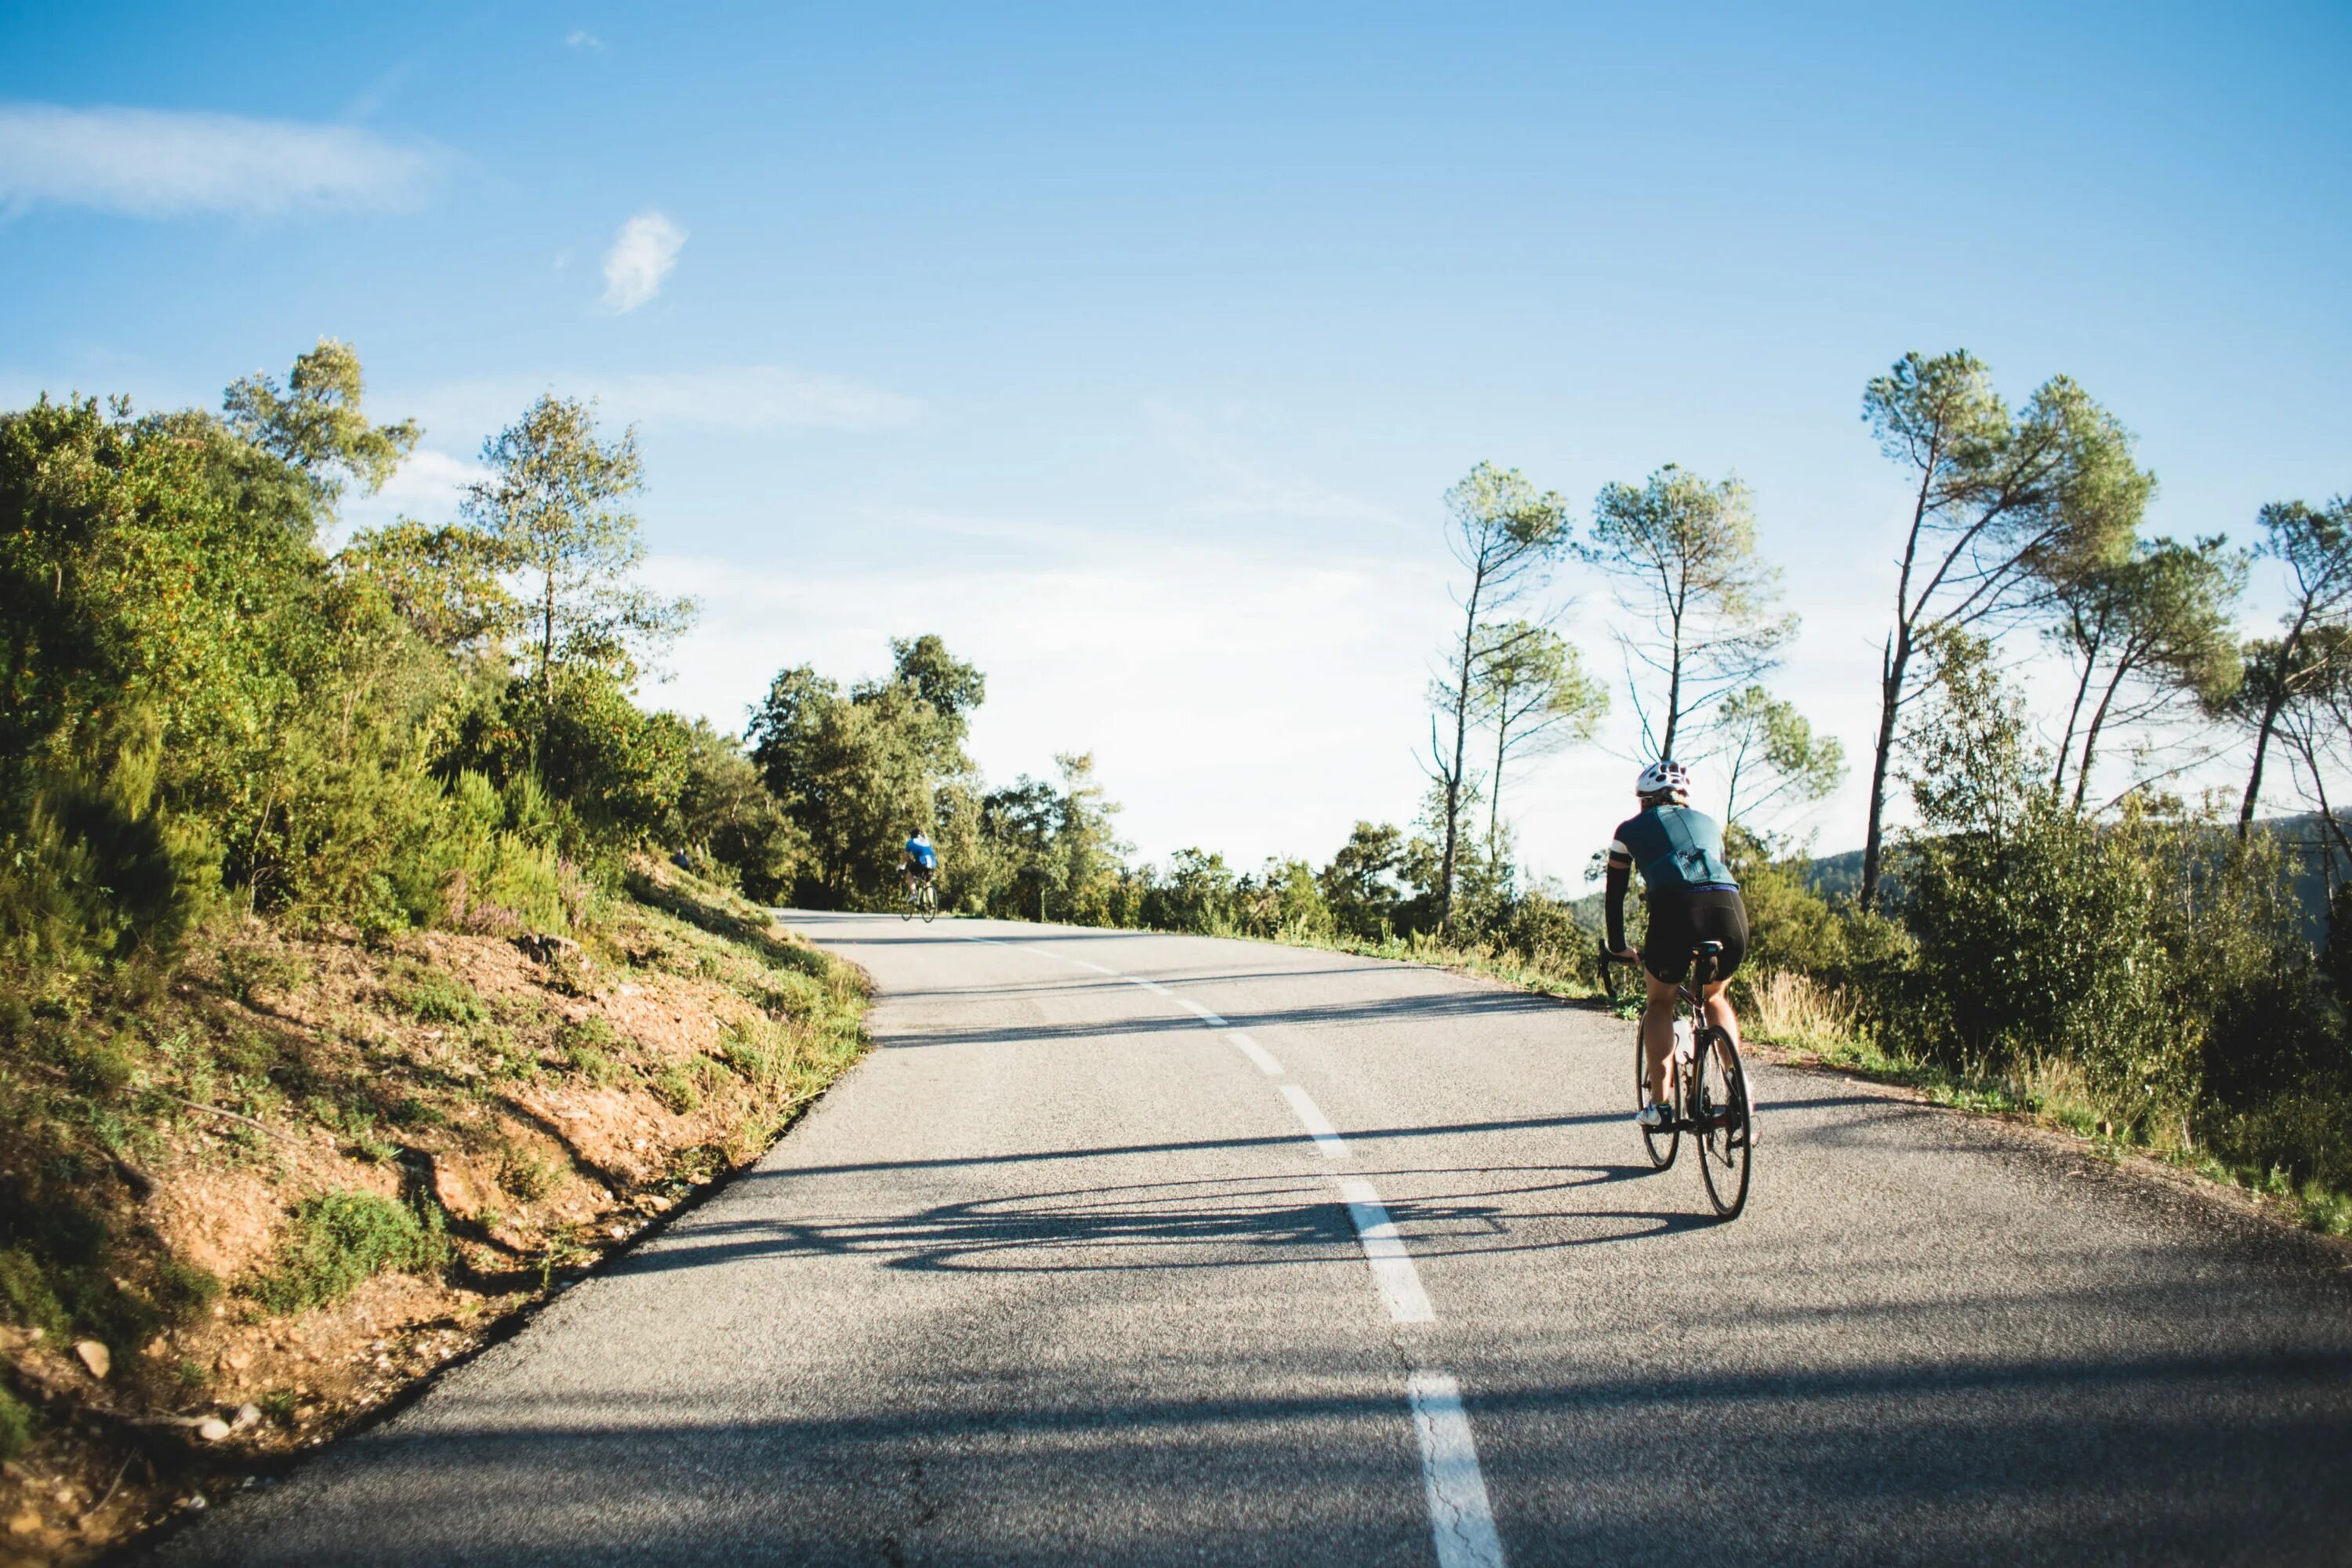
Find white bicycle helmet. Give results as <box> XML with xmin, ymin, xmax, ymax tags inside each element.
<box><xmin>1635</xmin><ymin>758</ymin><xmax>1692</xmax><ymax>796</ymax></box>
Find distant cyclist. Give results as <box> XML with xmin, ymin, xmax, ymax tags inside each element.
<box><xmin>900</xmin><ymin>829</ymin><xmax>938</xmax><ymax>899</ymax></box>
<box><xmin>1604</xmin><ymin>760</ymin><xmax>1748</xmax><ymax>1131</ymax></box>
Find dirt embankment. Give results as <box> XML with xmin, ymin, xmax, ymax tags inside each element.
<box><xmin>0</xmin><ymin>864</ymin><xmax>866</xmax><ymax>1566</ymax></box>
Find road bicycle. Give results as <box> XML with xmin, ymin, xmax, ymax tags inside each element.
<box><xmin>900</xmin><ymin>876</ymin><xmax>938</xmax><ymax>923</ymax></box>
<box><xmin>1599</xmin><ymin>940</ymin><xmax>1753</xmax><ymax>1219</ymax></box>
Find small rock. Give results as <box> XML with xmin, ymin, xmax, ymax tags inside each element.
<box><xmin>181</xmin><ymin>1494</ymin><xmax>208</xmax><ymax>1512</ymax></box>
<box><xmin>224</xmin><ymin>1348</ymin><xmax>252</xmax><ymax>1370</ymax></box>
<box><xmin>232</xmin><ymin>1403</ymin><xmax>261</xmax><ymax>1431</ymax></box>
<box><xmin>9</xmin><ymin>1508</ymin><xmax>42</xmax><ymax>1537</ymax></box>
<box><xmin>145</xmin><ymin>1335</ymin><xmax>170</xmax><ymax>1358</ymax></box>
<box><xmin>74</xmin><ymin>1339</ymin><xmax>111</xmax><ymax>1379</ymax></box>
<box><xmin>197</xmin><ymin>1417</ymin><xmax>233</xmax><ymax>1443</ymax></box>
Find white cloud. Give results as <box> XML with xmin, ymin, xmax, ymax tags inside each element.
<box><xmin>597</xmin><ymin>366</ymin><xmax>917</xmax><ymax>430</ymax></box>
<box><xmin>336</xmin><ymin>446</ymin><xmax>492</xmax><ymax>532</ymax></box>
<box><xmin>0</xmin><ymin>102</ymin><xmax>437</xmax><ymax>217</ymax></box>
<box><xmin>565</xmin><ymin>30</ymin><xmax>608</xmax><ymax>51</ymax></box>
<box><xmin>1145</xmin><ymin>401</ymin><xmax>1399</xmax><ymax>528</ymax></box>
<box><xmin>600</xmin><ymin>210</ymin><xmax>686</xmax><ymax>313</ymax></box>
<box><xmin>405</xmin><ymin>366</ymin><xmax>920</xmax><ymax>441</ymax></box>
<box><xmin>639</xmin><ymin>528</ymin><xmax>1450</xmax><ymax>869</ymax></box>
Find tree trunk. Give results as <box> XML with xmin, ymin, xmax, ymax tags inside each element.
<box><xmin>2071</xmin><ymin>659</ymin><xmax>2133</xmax><ymax>814</ymax></box>
<box><xmin>2053</xmin><ymin>621</ymin><xmax>2100</xmax><ymax>794</ymax></box>
<box><xmin>1658</xmin><ymin>615</ymin><xmax>1685</xmax><ymax>760</ymax></box>
<box><xmin>1857</xmin><ymin>630</ymin><xmax>1909</xmax><ymax>909</ymax></box>
<box><xmin>1487</xmin><ymin>691</ymin><xmax>1510</xmax><ymax>861</ymax></box>
<box><xmin>1436</xmin><ymin>576</ymin><xmax>1484</xmax><ymax>931</ymax></box>
<box><xmin>2238</xmin><ymin>688</ymin><xmax>2287</xmax><ymax>839</ymax></box>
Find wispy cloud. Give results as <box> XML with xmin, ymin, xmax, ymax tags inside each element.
<box><xmin>405</xmin><ymin>366</ymin><xmax>921</xmax><ymax>440</ymax></box>
<box><xmin>600</xmin><ymin>210</ymin><xmax>685</xmax><ymax>312</ymax></box>
<box><xmin>565</xmin><ymin>29</ymin><xmax>608</xmax><ymax>52</ymax></box>
<box><xmin>0</xmin><ymin>102</ymin><xmax>437</xmax><ymax>217</ymax></box>
<box><xmin>1144</xmin><ymin>401</ymin><xmax>1400</xmax><ymax>527</ymax></box>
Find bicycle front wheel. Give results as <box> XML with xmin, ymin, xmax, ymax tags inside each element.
<box><xmin>1694</xmin><ymin>1030</ymin><xmax>1752</xmax><ymax>1219</ymax></box>
<box><xmin>1637</xmin><ymin>1028</ymin><xmax>1678</xmax><ymax>1169</ymax></box>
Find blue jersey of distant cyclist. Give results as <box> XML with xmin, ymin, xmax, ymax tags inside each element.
<box><xmin>906</xmin><ymin>837</ymin><xmax>938</xmax><ymax>869</ymax></box>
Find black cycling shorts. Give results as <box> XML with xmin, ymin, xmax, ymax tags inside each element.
<box><xmin>1643</xmin><ymin>887</ymin><xmax>1747</xmax><ymax>985</ymax></box>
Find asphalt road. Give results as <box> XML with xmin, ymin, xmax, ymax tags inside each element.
<box><xmin>152</xmin><ymin>914</ymin><xmax>2352</xmax><ymax>1566</ymax></box>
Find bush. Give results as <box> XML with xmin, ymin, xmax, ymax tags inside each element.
<box><xmin>252</xmin><ymin>1190</ymin><xmax>448</xmax><ymax>1314</ymax></box>
<box><xmin>1479</xmin><ymin>891</ymin><xmax>1590</xmax><ymax>973</ymax></box>
<box><xmin>1898</xmin><ymin>660</ymin><xmax>2196</xmax><ymax>1130</ymax></box>
<box><xmin>0</xmin><ymin>1383</ymin><xmax>32</xmax><ymax>1461</ymax></box>
<box><xmin>151</xmin><ymin>1255</ymin><xmax>224</xmax><ymax>1324</ymax></box>
<box><xmin>0</xmin><ymin>1247</ymin><xmax>68</xmax><ymax>1339</ymax></box>
<box><xmin>650</xmin><ymin>1064</ymin><xmax>705</xmax><ymax>1112</ymax></box>
<box><xmin>391</xmin><ymin>968</ymin><xmax>488</xmax><ymax>1025</ymax></box>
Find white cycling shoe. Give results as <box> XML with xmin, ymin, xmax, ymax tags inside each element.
<box><xmin>1635</xmin><ymin>1101</ymin><xmax>1672</xmax><ymax>1131</ymax></box>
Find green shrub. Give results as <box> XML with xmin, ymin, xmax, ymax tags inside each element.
<box><xmin>252</xmin><ymin>1190</ymin><xmax>448</xmax><ymax>1315</ymax></box>
<box><xmin>650</xmin><ymin>1065</ymin><xmax>704</xmax><ymax>1113</ymax></box>
<box><xmin>497</xmin><ymin>1145</ymin><xmax>560</xmax><ymax>1202</ymax></box>
<box><xmin>0</xmin><ymin>1383</ymin><xmax>33</xmax><ymax>1461</ymax></box>
<box><xmin>152</xmin><ymin>1255</ymin><xmax>223</xmax><ymax>1323</ymax></box>
<box><xmin>392</xmin><ymin>970</ymin><xmax>488</xmax><ymax>1025</ymax></box>
<box><xmin>0</xmin><ymin>1247</ymin><xmax>68</xmax><ymax>1338</ymax></box>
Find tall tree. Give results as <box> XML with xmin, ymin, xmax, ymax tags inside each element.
<box><xmin>1426</xmin><ymin>463</ymin><xmax>1570</xmax><ymax>930</ymax></box>
<box><xmin>462</xmin><ymin>395</ymin><xmax>695</xmax><ymax>720</ymax></box>
<box><xmin>2045</xmin><ymin>536</ymin><xmax>2244</xmax><ymax>811</ymax></box>
<box><xmin>222</xmin><ymin>338</ymin><xmax>419</xmax><ymax>534</ymax></box>
<box><xmin>1318</xmin><ymin>821</ymin><xmax>1407</xmax><ymax>941</ymax></box>
<box><xmin>1854</xmin><ymin>351</ymin><xmax>2151</xmax><ymax>906</ymax></box>
<box><xmin>2265</xmin><ymin>626</ymin><xmax>2352</xmax><ymax>872</ymax></box>
<box><xmin>2233</xmin><ymin>499</ymin><xmax>2352</xmax><ymax>836</ymax></box>
<box><xmin>1472</xmin><ymin>619</ymin><xmax>1605</xmax><ymax>856</ymax></box>
<box><xmin>1581</xmin><ymin>464</ymin><xmax>1793</xmax><ymax>762</ymax></box>
<box><xmin>747</xmin><ymin>636</ymin><xmax>992</xmax><ymax>906</ymax></box>
<box><xmin>1716</xmin><ymin>686</ymin><xmax>1846</xmax><ymax>831</ymax></box>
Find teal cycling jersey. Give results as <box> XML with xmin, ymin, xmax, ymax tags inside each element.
<box><xmin>1607</xmin><ymin>804</ymin><xmax>1737</xmax><ymax>894</ymax></box>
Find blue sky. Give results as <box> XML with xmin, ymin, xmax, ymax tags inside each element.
<box><xmin>5</xmin><ymin>2</ymin><xmax>2347</xmax><ymax>879</ymax></box>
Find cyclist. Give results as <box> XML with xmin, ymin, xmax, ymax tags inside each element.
<box><xmin>1603</xmin><ymin>760</ymin><xmax>1748</xmax><ymax>1131</ymax></box>
<box><xmin>899</xmin><ymin>829</ymin><xmax>938</xmax><ymax>901</ymax></box>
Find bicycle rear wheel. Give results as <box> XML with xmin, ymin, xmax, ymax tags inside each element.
<box><xmin>1637</xmin><ymin>1028</ymin><xmax>1678</xmax><ymax>1169</ymax></box>
<box><xmin>920</xmin><ymin>886</ymin><xmax>938</xmax><ymax>923</ymax></box>
<box><xmin>1693</xmin><ymin>1029</ymin><xmax>1751</xmax><ymax>1218</ymax></box>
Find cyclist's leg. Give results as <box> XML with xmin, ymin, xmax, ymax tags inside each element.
<box><xmin>1641</xmin><ymin>971</ymin><xmax>1679</xmax><ymax>1103</ymax></box>
<box><xmin>1690</xmin><ymin>889</ymin><xmax>1751</xmax><ymax>1107</ymax></box>
<box><xmin>1639</xmin><ymin>892</ymin><xmax>1694</xmax><ymax>1105</ymax></box>
<box><xmin>1695</xmin><ymin>889</ymin><xmax>1748</xmax><ymax>1045</ymax></box>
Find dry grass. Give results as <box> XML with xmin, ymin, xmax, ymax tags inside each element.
<box><xmin>1737</xmin><ymin>969</ymin><xmax>1861</xmax><ymax>1047</ymax></box>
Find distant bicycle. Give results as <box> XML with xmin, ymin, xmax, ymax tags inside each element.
<box><xmin>1600</xmin><ymin>939</ymin><xmax>1753</xmax><ymax>1218</ymax></box>
<box><xmin>900</xmin><ymin>877</ymin><xmax>938</xmax><ymax>923</ymax></box>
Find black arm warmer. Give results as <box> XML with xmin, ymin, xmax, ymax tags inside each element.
<box><xmin>1604</xmin><ymin>861</ymin><xmax>1631</xmax><ymax>951</ymax></box>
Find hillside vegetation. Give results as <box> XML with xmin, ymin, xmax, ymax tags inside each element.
<box><xmin>0</xmin><ymin>349</ymin><xmax>868</xmax><ymax>1563</ymax></box>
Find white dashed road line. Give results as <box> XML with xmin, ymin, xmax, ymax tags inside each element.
<box><xmin>1279</xmin><ymin>1083</ymin><xmax>1350</xmax><ymax>1160</ymax></box>
<box><xmin>956</xmin><ymin>927</ymin><xmax>1504</xmax><ymax>1566</ymax></box>
<box><xmin>1225</xmin><ymin>1031</ymin><xmax>1284</xmax><ymax>1076</ymax></box>
<box><xmin>1336</xmin><ymin>1178</ymin><xmax>1436</xmax><ymax>1323</ymax></box>
<box><xmin>1407</xmin><ymin>1372</ymin><xmax>1508</xmax><ymax>1568</ymax></box>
